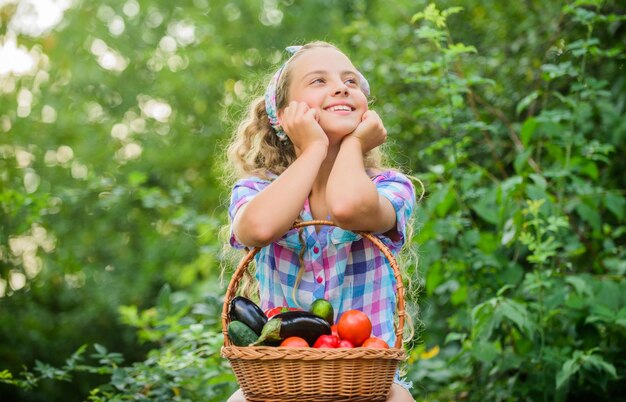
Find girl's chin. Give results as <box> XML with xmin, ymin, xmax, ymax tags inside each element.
<box><xmin>321</xmin><ymin>123</ymin><xmax>360</xmax><ymax>139</ymax></box>
<box><xmin>325</xmin><ymin>131</ymin><xmax>356</xmax><ymax>145</ymax></box>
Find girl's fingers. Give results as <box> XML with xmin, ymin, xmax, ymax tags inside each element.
<box><xmin>280</xmin><ymin>102</ymin><xmax>327</xmax><ymax>150</ymax></box>
<box><xmin>348</xmin><ymin>109</ymin><xmax>387</xmax><ymax>153</ymax></box>
<box><xmin>304</xmin><ymin>107</ymin><xmax>318</xmax><ymax>122</ymax></box>
<box><xmin>282</xmin><ymin>101</ymin><xmax>310</xmax><ymax>125</ymax></box>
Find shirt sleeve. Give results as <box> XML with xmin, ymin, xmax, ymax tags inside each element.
<box><xmin>228</xmin><ymin>176</ymin><xmax>271</xmax><ymax>249</ymax></box>
<box><xmin>373</xmin><ymin>170</ymin><xmax>416</xmax><ymax>252</ymax></box>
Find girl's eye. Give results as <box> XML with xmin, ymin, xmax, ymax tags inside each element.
<box><xmin>311</xmin><ymin>78</ymin><xmax>325</xmax><ymax>84</ymax></box>
<box><xmin>345</xmin><ymin>78</ymin><xmax>358</xmax><ymax>86</ymax></box>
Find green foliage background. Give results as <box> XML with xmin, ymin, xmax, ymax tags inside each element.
<box><xmin>1</xmin><ymin>0</ymin><xmax>625</xmax><ymax>401</ymax></box>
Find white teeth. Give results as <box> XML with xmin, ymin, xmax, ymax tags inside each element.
<box><xmin>327</xmin><ymin>105</ymin><xmax>352</xmax><ymax>112</ymax></box>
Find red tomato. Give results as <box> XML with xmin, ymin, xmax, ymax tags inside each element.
<box><xmin>330</xmin><ymin>324</ymin><xmax>340</xmax><ymax>338</ymax></box>
<box><xmin>338</xmin><ymin>339</ymin><xmax>354</xmax><ymax>348</ymax></box>
<box><xmin>265</xmin><ymin>306</ymin><xmax>300</xmax><ymax>318</ymax></box>
<box><xmin>312</xmin><ymin>334</ymin><xmax>340</xmax><ymax>348</ymax></box>
<box><xmin>280</xmin><ymin>336</ymin><xmax>309</xmax><ymax>348</ymax></box>
<box><xmin>337</xmin><ymin>310</ymin><xmax>372</xmax><ymax>347</ymax></box>
<box><xmin>264</xmin><ymin>307</ymin><xmax>284</xmax><ymax>318</ymax></box>
<box><xmin>361</xmin><ymin>337</ymin><xmax>390</xmax><ymax>349</ymax></box>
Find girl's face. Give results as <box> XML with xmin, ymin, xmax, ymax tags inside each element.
<box><xmin>284</xmin><ymin>47</ymin><xmax>368</xmax><ymax>140</ymax></box>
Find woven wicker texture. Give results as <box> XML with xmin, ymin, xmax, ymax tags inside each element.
<box><xmin>221</xmin><ymin>220</ymin><xmax>407</xmax><ymax>401</ymax></box>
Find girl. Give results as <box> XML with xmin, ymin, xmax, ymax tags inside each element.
<box><xmin>225</xmin><ymin>41</ymin><xmax>416</xmax><ymax>402</ymax></box>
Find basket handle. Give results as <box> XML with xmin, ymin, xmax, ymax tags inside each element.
<box><xmin>221</xmin><ymin>219</ymin><xmax>406</xmax><ymax>349</ymax></box>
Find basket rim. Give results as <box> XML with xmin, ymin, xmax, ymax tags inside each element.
<box><xmin>221</xmin><ymin>219</ymin><xmax>406</xmax><ymax>349</ymax></box>
<box><xmin>221</xmin><ymin>344</ymin><xmax>407</xmax><ymax>361</ymax></box>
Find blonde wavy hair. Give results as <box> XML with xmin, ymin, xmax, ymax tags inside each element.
<box><xmin>220</xmin><ymin>41</ymin><xmax>423</xmax><ymax>347</ymax></box>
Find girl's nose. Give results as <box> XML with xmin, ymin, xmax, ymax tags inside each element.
<box><xmin>333</xmin><ymin>84</ymin><xmax>349</xmax><ymax>96</ymax></box>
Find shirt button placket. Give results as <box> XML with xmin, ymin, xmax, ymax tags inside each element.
<box><xmin>313</xmin><ymin>244</ymin><xmax>323</xmax><ymax>285</ymax></box>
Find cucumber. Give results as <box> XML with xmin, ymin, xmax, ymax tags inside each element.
<box><xmin>228</xmin><ymin>320</ymin><xmax>259</xmax><ymax>346</ymax></box>
<box><xmin>228</xmin><ymin>296</ymin><xmax>268</xmax><ymax>336</ymax></box>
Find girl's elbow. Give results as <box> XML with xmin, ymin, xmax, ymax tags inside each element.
<box><xmin>234</xmin><ymin>220</ymin><xmax>278</xmax><ymax>248</ymax></box>
<box><xmin>329</xmin><ymin>201</ymin><xmax>365</xmax><ymax>229</ymax></box>
<box><xmin>244</xmin><ymin>232</ymin><xmax>274</xmax><ymax>248</ymax></box>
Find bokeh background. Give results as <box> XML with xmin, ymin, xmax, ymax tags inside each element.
<box><xmin>1</xmin><ymin>0</ymin><xmax>625</xmax><ymax>401</ymax></box>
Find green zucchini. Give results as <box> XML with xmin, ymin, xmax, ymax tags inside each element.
<box><xmin>227</xmin><ymin>320</ymin><xmax>259</xmax><ymax>346</ymax></box>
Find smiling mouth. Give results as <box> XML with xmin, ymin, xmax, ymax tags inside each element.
<box><xmin>324</xmin><ymin>105</ymin><xmax>354</xmax><ymax>112</ymax></box>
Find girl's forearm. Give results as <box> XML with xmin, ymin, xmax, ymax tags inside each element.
<box><xmin>233</xmin><ymin>143</ymin><xmax>327</xmax><ymax>247</ymax></box>
<box><xmin>327</xmin><ymin>138</ymin><xmax>394</xmax><ymax>232</ymax></box>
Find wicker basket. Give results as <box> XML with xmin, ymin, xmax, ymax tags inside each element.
<box><xmin>221</xmin><ymin>220</ymin><xmax>407</xmax><ymax>402</ymax></box>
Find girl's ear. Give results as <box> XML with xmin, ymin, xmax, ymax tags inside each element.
<box><xmin>276</xmin><ymin>108</ymin><xmax>284</xmax><ymax>126</ymax></box>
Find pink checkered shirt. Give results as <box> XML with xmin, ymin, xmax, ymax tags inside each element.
<box><xmin>228</xmin><ymin>170</ymin><xmax>415</xmax><ymax>346</ymax></box>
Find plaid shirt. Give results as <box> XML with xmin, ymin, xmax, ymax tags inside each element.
<box><xmin>228</xmin><ymin>170</ymin><xmax>415</xmax><ymax>346</ymax></box>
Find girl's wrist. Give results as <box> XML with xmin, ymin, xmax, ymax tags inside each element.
<box><xmin>301</xmin><ymin>141</ymin><xmax>328</xmax><ymax>158</ymax></box>
<box><xmin>340</xmin><ymin>136</ymin><xmax>364</xmax><ymax>153</ymax></box>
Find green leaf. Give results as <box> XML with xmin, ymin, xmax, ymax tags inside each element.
<box><xmin>425</xmin><ymin>261</ymin><xmax>444</xmax><ymax>296</ymax></box>
<box><xmin>444</xmin><ymin>332</ymin><xmax>466</xmax><ymax>344</ymax></box>
<box><xmin>428</xmin><ymin>184</ymin><xmax>457</xmax><ymax>217</ymax></box>
<box><xmin>411</xmin><ymin>12</ymin><xmax>425</xmax><ymax>23</ymax></box>
<box><xmin>34</xmin><ymin>361</ymin><xmax>69</xmax><ymax>380</ymax></box>
<box><xmin>157</xmin><ymin>284</ymin><xmax>172</xmax><ymax>311</ymax></box>
<box><xmin>471</xmin><ymin>300</ymin><xmax>498</xmax><ymax>339</ymax></box>
<box><xmin>470</xmin><ymin>191</ymin><xmax>498</xmax><ymax>225</ymax></box>
<box><xmin>64</xmin><ymin>345</ymin><xmax>88</xmax><ymax>370</ymax></box>
<box><xmin>575</xmin><ymin>202</ymin><xmax>602</xmax><ymax>232</ymax></box>
<box><xmin>584</xmin><ymin>354</ymin><xmax>617</xmax><ymax>378</ymax></box>
<box><xmin>128</xmin><ymin>171</ymin><xmax>147</xmax><ymax>186</ymax></box>
<box><xmin>541</xmin><ymin>62</ymin><xmax>578</xmax><ymax>80</ymax></box>
<box><xmin>501</xmin><ymin>218</ymin><xmax>516</xmax><ymax>246</ymax></box>
<box><xmin>517</xmin><ymin>93</ymin><xmax>539</xmax><ymax>117</ymax></box>
<box><xmin>577</xmin><ymin>160</ymin><xmax>599</xmax><ymax>180</ymax></box>
<box><xmin>514</xmin><ymin>147</ymin><xmax>533</xmax><ymax>174</ymax></box>
<box><xmin>471</xmin><ymin>340</ymin><xmax>500</xmax><ymax>363</ymax></box>
<box><xmin>0</xmin><ymin>370</ymin><xmax>14</xmax><ymax>380</ymax></box>
<box><xmin>565</xmin><ymin>276</ymin><xmax>592</xmax><ymax>297</ymax></box>
<box><xmin>414</xmin><ymin>26</ymin><xmax>446</xmax><ymax>41</ymax></box>
<box><xmin>604</xmin><ymin>193</ymin><xmax>626</xmax><ymax>221</ymax></box>
<box><xmin>556</xmin><ymin>356</ymin><xmax>581</xmax><ymax>390</ymax></box>
<box><xmin>94</xmin><ymin>344</ymin><xmax>107</xmax><ymax>356</ymax></box>
<box><xmin>500</xmin><ymin>299</ymin><xmax>534</xmax><ymax>338</ymax></box>
<box><xmin>445</xmin><ymin>43</ymin><xmax>478</xmax><ymax>56</ymax></box>
<box><xmin>441</xmin><ymin>6</ymin><xmax>464</xmax><ymax>17</ymax></box>
<box><xmin>615</xmin><ymin>308</ymin><xmax>626</xmax><ymax>329</ymax></box>
<box><xmin>529</xmin><ymin>173</ymin><xmax>548</xmax><ymax>189</ymax></box>
<box><xmin>585</xmin><ymin>306</ymin><xmax>614</xmax><ymax>325</ymax></box>
<box><xmin>451</xmin><ymin>284</ymin><xmax>468</xmax><ymax>305</ymax></box>
<box><xmin>520</xmin><ymin>117</ymin><xmax>538</xmax><ymax>147</ymax></box>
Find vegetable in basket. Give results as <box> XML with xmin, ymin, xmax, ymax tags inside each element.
<box><xmin>309</xmin><ymin>298</ymin><xmax>334</xmax><ymax>325</ymax></box>
<box><xmin>337</xmin><ymin>309</ymin><xmax>372</xmax><ymax>347</ymax></box>
<box><xmin>264</xmin><ymin>306</ymin><xmax>300</xmax><ymax>318</ymax></box>
<box><xmin>228</xmin><ymin>296</ymin><xmax>267</xmax><ymax>335</ymax></box>
<box><xmin>312</xmin><ymin>334</ymin><xmax>340</xmax><ymax>348</ymax></box>
<box><xmin>253</xmin><ymin>310</ymin><xmax>331</xmax><ymax>346</ymax></box>
<box><xmin>227</xmin><ymin>321</ymin><xmax>259</xmax><ymax>346</ymax></box>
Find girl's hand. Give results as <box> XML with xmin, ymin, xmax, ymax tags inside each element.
<box><xmin>344</xmin><ymin>110</ymin><xmax>387</xmax><ymax>154</ymax></box>
<box><xmin>279</xmin><ymin>101</ymin><xmax>328</xmax><ymax>153</ymax></box>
